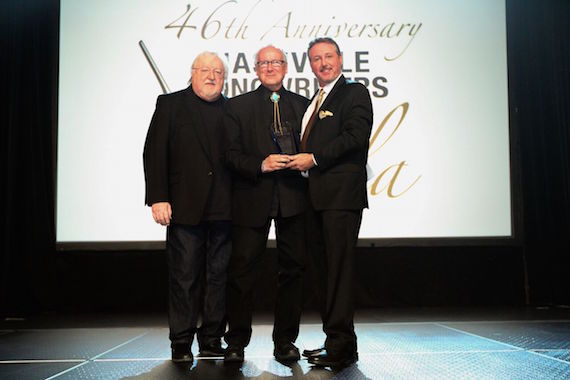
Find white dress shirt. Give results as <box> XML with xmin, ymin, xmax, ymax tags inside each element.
<box><xmin>299</xmin><ymin>75</ymin><xmax>342</xmax><ymax>177</ymax></box>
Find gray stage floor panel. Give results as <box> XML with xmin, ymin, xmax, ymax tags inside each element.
<box><xmin>1</xmin><ymin>310</ymin><xmax>569</xmax><ymax>379</ymax></box>
<box><xmin>443</xmin><ymin>320</ymin><xmax>570</xmax><ymax>350</ymax></box>
<box><xmin>0</xmin><ymin>328</ymin><xmax>148</xmax><ymax>361</ymax></box>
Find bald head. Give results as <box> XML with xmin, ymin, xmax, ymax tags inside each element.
<box><xmin>254</xmin><ymin>45</ymin><xmax>288</xmax><ymax>92</ymax></box>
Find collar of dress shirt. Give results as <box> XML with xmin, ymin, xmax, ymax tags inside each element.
<box><xmin>318</xmin><ymin>74</ymin><xmax>342</xmax><ymax>105</ymax></box>
<box><xmin>301</xmin><ymin>74</ymin><xmax>342</xmax><ymax>136</ymax></box>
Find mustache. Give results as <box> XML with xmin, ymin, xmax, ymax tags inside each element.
<box><xmin>204</xmin><ymin>80</ymin><xmax>217</xmax><ymax>85</ymax></box>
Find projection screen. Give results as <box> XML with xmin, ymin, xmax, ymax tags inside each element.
<box><xmin>57</xmin><ymin>0</ymin><xmax>511</xmax><ymax>246</ymax></box>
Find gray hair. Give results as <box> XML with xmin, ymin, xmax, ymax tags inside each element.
<box><xmin>189</xmin><ymin>51</ymin><xmax>228</xmax><ymax>83</ymax></box>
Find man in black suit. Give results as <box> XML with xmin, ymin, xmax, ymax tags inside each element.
<box><xmin>287</xmin><ymin>37</ymin><xmax>373</xmax><ymax>368</ymax></box>
<box><xmin>143</xmin><ymin>52</ymin><xmax>231</xmax><ymax>363</ymax></box>
<box><xmin>223</xmin><ymin>45</ymin><xmax>309</xmax><ymax>363</ymax></box>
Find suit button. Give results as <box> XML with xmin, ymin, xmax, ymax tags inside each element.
<box><xmin>208</xmin><ymin>171</ymin><xmax>213</xmax><ymax>176</ymax></box>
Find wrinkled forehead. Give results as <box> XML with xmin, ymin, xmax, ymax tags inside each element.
<box><xmin>257</xmin><ymin>47</ymin><xmax>285</xmax><ymax>61</ymax></box>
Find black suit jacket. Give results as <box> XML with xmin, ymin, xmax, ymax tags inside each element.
<box><xmin>306</xmin><ymin>75</ymin><xmax>373</xmax><ymax>211</ymax></box>
<box><xmin>143</xmin><ymin>86</ymin><xmax>231</xmax><ymax>225</ymax></box>
<box><xmin>224</xmin><ymin>85</ymin><xmax>309</xmax><ymax>227</ymax></box>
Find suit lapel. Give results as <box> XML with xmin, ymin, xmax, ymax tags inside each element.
<box><xmin>307</xmin><ymin>76</ymin><xmax>346</xmax><ymax>147</ymax></box>
<box><xmin>319</xmin><ymin>75</ymin><xmax>346</xmax><ymax>112</ymax></box>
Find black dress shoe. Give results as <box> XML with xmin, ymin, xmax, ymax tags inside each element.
<box><xmin>302</xmin><ymin>345</ymin><xmax>325</xmax><ymax>358</ymax></box>
<box><xmin>199</xmin><ymin>339</ymin><xmax>225</xmax><ymax>357</ymax></box>
<box><xmin>307</xmin><ymin>350</ymin><xmax>358</xmax><ymax>368</ymax></box>
<box><xmin>224</xmin><ymin>346</ymin><xmax>244</xmax><ymax>363</ymax></box>
<box><xmin>171</xmin><ymin>343</ymin><xmax>193</xmax><ymax>363</ymax></box>
<box><xmin>274</xmin><ymin>343</ymin><xmax>300</xmax><ymax>363</ymax></box>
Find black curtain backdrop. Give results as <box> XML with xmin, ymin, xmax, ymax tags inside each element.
<box><xmin>1</xmin><ymin>0</ymin><xmax>568</xmax><ymax>317</ymax></box>
<box><xmin>1</xmin><ymin>0</ymin><xmax>59</xmax><ymax>315</ymax></box>
<box><xmin>507</xmin><ymin>0</ymin><xmax>569</xmax><ymax>305</ymax></box>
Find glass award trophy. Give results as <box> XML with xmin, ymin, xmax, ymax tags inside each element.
<box><xmin>270</xmin><ymin>92</ymin><xmax>297</xmax><ymax>154</ymax></box>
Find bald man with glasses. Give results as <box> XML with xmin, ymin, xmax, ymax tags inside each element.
<box><xmin>223</xmin><ymin>45</ymin><xmax>309</xmax><ymax>364</ymax></box>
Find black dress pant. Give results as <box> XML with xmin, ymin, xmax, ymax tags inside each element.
<box><xmin>225</xmin><ymin>213</ymin><xmax>305</xmax><ymax>348</ymax></box>
<box><xmin>305</xmin><ymin>206</ymin><xmax>362</xmax><ymax>356</ymax></box>
<box><xmin>166</xmin><ymin>221</ymin><xmax>231</xmax><ymax>348</ymax></box>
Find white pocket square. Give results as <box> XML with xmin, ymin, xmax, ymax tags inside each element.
<box><xmin>318</xmin><ymin>110</ymin><xmax>333</xmax><ymax>119</ymax></box>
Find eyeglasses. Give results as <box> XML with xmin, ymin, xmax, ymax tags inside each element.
<box><xmin>256</xmin><ymin>60</ymin><xmax>286</xmax><ymax>68</ymax></box>
<box><xmin>192</xmin><ymin>67</ymin><xmax>224</xmax><ymax>77</ymax></box>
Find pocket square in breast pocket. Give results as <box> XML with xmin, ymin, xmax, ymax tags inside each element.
<box><xmin>318</xmin><ymin>110</ymin><xmax>333</xmax><ymax>119</ymax></box>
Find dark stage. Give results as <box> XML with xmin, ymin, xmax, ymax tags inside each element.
<box><xmin>1</xmin><ymin>308</ymin><xmax>569</xmax><ymax>379</ymax></box>
<box><xmin>2</xmin><ymin>0</ymin><xmax>570</xmax><ymax>379</ymax></box>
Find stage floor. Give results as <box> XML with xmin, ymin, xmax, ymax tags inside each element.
<box><xmin>1</xmin><ymin>308</ymin><xmax>569</xmax><ymax>379</ymax></box>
